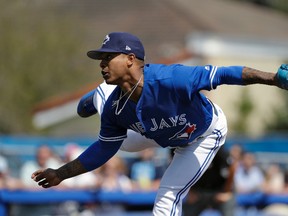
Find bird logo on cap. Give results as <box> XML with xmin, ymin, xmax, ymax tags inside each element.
<box><xmin>103</xmin><ymin>35</ymin><xmax>110</xmax><ymax>45</ymax></box>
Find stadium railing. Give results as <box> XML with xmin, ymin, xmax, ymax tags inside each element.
<box><xmin>1</xmin><ymin>189</ymin><xmax>288</xmax><ymax>215</ymax></box>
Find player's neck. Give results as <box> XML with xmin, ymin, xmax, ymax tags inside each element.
<box><xmin>114</xmin><ymin>74</ymin><xmax>143</xmax><ymax>115</ymax></box>
<box><xmin>120</xmin><ymin>73</ymin><xmax>143</xmax><ymax>103</ymax></box>
<box><xmin>129</xmin><ymin>83</ymin><xmax>143</xmax><ymax>103</ymax></box>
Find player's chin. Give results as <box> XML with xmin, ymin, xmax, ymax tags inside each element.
<box><xmin>103</xmin><ymin>74</ymin><xmax>119</xmax><ymax>85</ymax></box>
<box><xmin>104</xmin><ymin>77</ymin><xmax>115</xmax><ymax>85</ymax></box>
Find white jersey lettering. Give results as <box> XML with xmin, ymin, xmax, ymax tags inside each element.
<box><xmin>149</xmin><ymin>114</ymin><xmax>187</xmax><ymax>131</ymax></box>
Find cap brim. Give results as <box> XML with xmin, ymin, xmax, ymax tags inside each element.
<box><xmin>87</xmin><ymin>48</ymin><xmax>121</xmax><ymax>60</ymax></box>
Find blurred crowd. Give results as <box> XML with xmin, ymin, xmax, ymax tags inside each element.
<box><xmin>0</xmin><ymin>143</ymin><xmax>167</xmax><ymax>216</ymax></box>
<box><xmin>2</xmin><ymin>142</ymin><xmax>288</xmax><ymax>216</ymax></box>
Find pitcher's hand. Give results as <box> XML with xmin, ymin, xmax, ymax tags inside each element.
<box><xmin>31</xmin><ymin>168</ymin><xmax>62</xmax><ymax>188</ymax></box>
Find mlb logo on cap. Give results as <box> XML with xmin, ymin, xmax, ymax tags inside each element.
<box><xmin>87</xmin><ymin>32</ymin><xmax>145</xmax><ymax>60</ymax></box>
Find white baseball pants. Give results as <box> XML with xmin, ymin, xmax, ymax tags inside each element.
<box><xmin>120</xmin><ymin>104</ymin><xmax>227</xmax><ymax>216</ymax></box>
<box><xmin>153</xmin><ymin>104</ymin><xmax>227</xmax><ymax>216</ymax></box>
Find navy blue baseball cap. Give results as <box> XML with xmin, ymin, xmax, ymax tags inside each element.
<box><xmin>87</xmin><ymin>32</ymin><xmax>145</xmax><ymax>60</ymax></box>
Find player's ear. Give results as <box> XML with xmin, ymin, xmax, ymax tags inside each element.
<box><xmin>127</xmin><ymin>53</ymin><xmax>136</xmax><ymax>67</ymax></box>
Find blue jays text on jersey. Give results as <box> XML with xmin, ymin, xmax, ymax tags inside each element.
<box><xmin>79</xmin><ymin>64</ymin><xmax>243</xmax><ymax>171</ymax></box>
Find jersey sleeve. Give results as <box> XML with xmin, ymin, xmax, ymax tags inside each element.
<box><xmin>78</xmin><ymin>87</ymin><xmax>127</xmax><ymax>172</ymax></box>
<box><xmin>209</xmin><ymin>65</ymin><xmax>244</xmax><ymax>90</ymax></box>
<box><xmin>78</xmin><ymin>139</ymin><xmax>122</xmax><ymax>171</ymax></box>
<box><xmin>172</xmin><ymin>64</ymin><xmax>243</xmax><ymax>93</ymax></box>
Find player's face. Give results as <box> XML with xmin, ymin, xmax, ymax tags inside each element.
<box><xmin>98</xmin><ymin>52</ymin><xmax>129</xmax><ymax>85</ymax></box>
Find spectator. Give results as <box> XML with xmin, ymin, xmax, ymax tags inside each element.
<box><xmin>20</xmin><ymin>144</ymin><xmax>62</xmax><ymax>188</ymax></box>
<box><xmin>234</xmin><ymin>152</ymin><xmax>264</xmax><ymax>194</ymax></box>
<box><xmin>182</xmin><ymin>147</ymin><xmax>236</xmax><ymax>216</ymax></box>
<box><xmin>283</xmin><ymin>170</ymin><xmax>288</xmax><ymax>193</ymax></box>
<box><xmin>0</xmin><ymin>154</ymin><xmax>9</xmax><ymax>189</ymax></box>
<box><xmin>0</xmin><ymin>154</ymin><xmax>23</xmax><ymax>190</ymax></box>
<box><xmin>262</xmin><ymin>163</ymin><xmax>285</xmax><ymax>194</ymax></box>
<box><xmin>130</xmin><ymin>148</ymin><xmax>164</xmax><ymax>191</ymax></box>
<box><xmin>234</xmin><ymin>152</ymin><xmax>265</xmax><ymax>216</ymax></box>
<box><xmin>14</xmin><ymin>145</ymin><xmax>62</xmax><ymax>216</ymax></box>
<box><xmin>228</xmin><ymin>144</ymin><xmax>244</xmax><ymax>169</ymax></box>
<box><xmin>87</xmin><ymin>155</ymin><xmax>133</xmax><ymax>215</ymax></box>
<box><xmin>260</xmin><ymin>164</ymin><xmax>288</xmax><ymax>216</ymax></box>
<box><xmin>100</xmin><ymin>155</ymin><xmax>132</xmax><ymax>192</ymax></box>
<box><xmin>54</xmin><ymin>143</ymin><xmax>103</xmax><ymax>216</ymax></box>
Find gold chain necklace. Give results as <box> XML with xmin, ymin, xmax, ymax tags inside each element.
<box><xmin>115</xmin><ymin>74</ymin><xmax>143</xmax><ymax>115</ymax></box>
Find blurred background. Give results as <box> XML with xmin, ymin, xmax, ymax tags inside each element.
<box><xmin>1</xmin><ymin>0</ymin><xmax>288</xmax><ymax>215</ymax></box>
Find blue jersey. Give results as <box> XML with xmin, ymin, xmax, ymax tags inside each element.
<box><xmin>100</xmin><ymin>64</ymin><xmax>243</xmax><ymax>147</ymax></box>
<box><xmin>79</xmin><ymin>64</ymin><xmax>243</xmax><ymax>171</ymax></box>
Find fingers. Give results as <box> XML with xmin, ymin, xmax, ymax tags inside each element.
<box><xmin>30</xmin><ymin>170</ymin><xmax>48</xmax><ymax>188</ymax></box>
<box><xmin>31</xmin><ymin>170</ymin><xmax>52</xmax><ymax>188</ymax></box>
<box><xmin>31</xmin><ymin>169</ymin><xmax>44</xmax><ymax>181</ymax></box>
<box><xmin>37</xmin><ymin>178</ymin><xmax>51</xmax><ymax>188</ymax></box>
<box><xmin>31</xmin><ymin>169</ymin><xmax>49</xmax><ymax>184</ymax></box>
<box><xmin>31</xmin><ymin>168</ymin><xmax>60</xmax><ymax>188</ymax></box>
